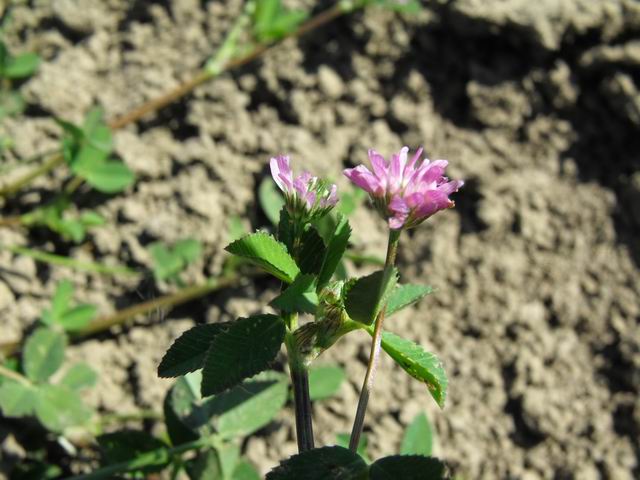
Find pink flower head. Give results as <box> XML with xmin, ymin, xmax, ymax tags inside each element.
<box><xmin>270</xmin><ymin>155</ymin><xmax>338</xmax><ymax>221</ymax></box>
<box><xmin>343</xmin><ymin>146</ymin><xmax>463</xmax><ymax>229</ymax></box>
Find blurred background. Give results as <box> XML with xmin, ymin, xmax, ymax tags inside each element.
<box><xmin>0</xmin><ymin>0</ymin><xmax>639</xmax><ymax>478</ymax></box>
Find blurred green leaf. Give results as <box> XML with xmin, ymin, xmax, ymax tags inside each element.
<box><xmin>201</xmin><ymin>315</ymin><xmax>285</xmax><ymax>396</ymax></box>
<box><xmin>207</xmin><ymin>371</ymin><xmax>288</xmax><ymax>439</ymax></box>
<box><xmin>233</xmin><ymin>460</ymin><xmax>261</xmax><ymax>480</ymax></box>
<box><xmin>186</xmin><ymin>449</ymin><xmax>223</xmax><ymax>480</ymax></box>
<box><xmin>50</xmin><ymin>280</ymin><xmax>74</xmax><ymax>322</ymax></box>
<box><xmin>59</xmin><ymin>304</ymin><xmax>96</xmax><ymax>331</ymax></box>
<box><xmin>22</xmin><ymin>328</ymin><xmax>67</xmax><ymax>383</ymax></box>
<box><xmin>400</xmin><ymin>412</ymin><xmax>434</xmax><ymax>457</ymax></box>
<box><xmin>259</xmin><ymin>176</ymin><xmax>285</xmax><ymax>226</ymax></box>
<box><xmin>253</xmin><ymin>0</ymin><xmax>308</xmax><ymax>42</ymax></box>
<box><xmin>150</xmin><ymin>238</ymin><xmax>202</xmax><ymax>282</ymax></box>
<box><xmin>59</xmin><ymin>363</ymin><xmax>98</xmax><ymax>391</ymax></box>
<box><xmin>308</xmin><ymin>365</ymin><xmax>345</xmax><ymax>401</ymax></box>
<box><xmin>79</xmin><ymin>210</ymin><xmax>105</xmax><ymax>227</ymax></box>
<box><xmin>82</xmin><ymin>160</ymin><xmax>134</xmax><ymax>193</ymax></box>
<box><xmin>4</xmin><ymin>52</ymin><xmax>40</xmax><ymax>78</ymax></box>
<box><xmin>0</xmin><ymin>381</ymin><xmax>38</xmax><ymax>417</ymax></box>
<box><xmin>34</xmin><ymin>384</ymin><xmax>92</xmax><ymax>432</ymax></box>
<box><xmin>97</xmin><ymin>430</ymin><xmax>169</xmax><ymax>474</ymax></box>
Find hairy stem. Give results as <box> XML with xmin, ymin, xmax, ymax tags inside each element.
<box><xmin>349</xmin><ymin>229</ymin><xmax>401</xmax><ymax>451</ymax></box>
<box><xmin>285</xmin><ymin>332</ymin><xmax>315</xmax><ymax>452</ymax></box>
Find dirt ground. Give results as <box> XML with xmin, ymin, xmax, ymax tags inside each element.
<box><xmin>1</xmin><ymin>0</ymin><xmax>639</xmax><ymax>478</ymax></box>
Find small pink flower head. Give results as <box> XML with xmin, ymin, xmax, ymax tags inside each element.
<box><xmin>343</xmin><ymin>146</ymin><xmax>463</xmax><ymax>230</ymax></box>
<box><xmin>270</xmin><ymin>155</ymin><xmax>338</xmax><ymax>221</ymax></box>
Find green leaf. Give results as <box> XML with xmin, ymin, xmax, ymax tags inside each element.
<box><xmin>337</xmin><ymin>188</ymin><xmax>366</xmax><ymax>217</ymax></box>
<box><xmin>59</xmin><ymin>304</ymin><xmax>97</xmax><ymax>331</ymax></box>
<box><xmin>158</xmin><ymin>323</ymin><xmax>230</xmax><ymax>378</ymax></box>
<box><xmin>59</xmin><ymin>363</ymin><xmax>98</xmax><ymax>391</ymax></box>
<box><xmin>0</xmin><ymin>381</ymin><xmax>38</xmax><ymax>417</ymax></box>
<box><xmin>316</xmin><ymin>216</ymin><xmax>351</xmax><ymax>291</ymax></box>
<box><xmin>4</xmin><ymin>52</ymin><xmax>39</xmax><ymax>78</ymax></box>
<box><xmin>164</xmin><ymin>372</ymin><xmax>207</xmax><ymax>445</ymax></box>
<box><xmin>22</xmin><ymin>328</ymin><xmax>67</xmax><ymax>383</ymax></box>
<box><xmin>83</xmin><ymin>107</ymin><xmax>112</xmax><ymax>152</ymax></box>
<box><xmin>34</xmin><ymin>384</ymin><xmax>92</xmax><ymax>432</ymax></box>
<box><xmin>254</xmin><ymin>0</ymin><xmax>280</xmax><ymax>39</ymax></box>
<box><xmin>149</xmin><ymin>242</ymin><xmax>184</xmax><ymax>281</ymax></box>
<box><xmin>228</xmin><ymin>216</ymin><xmax>248</xmax><ymax>242</ymax></box>
<box><xmin>270</xmin><ymin>274</ymin><xmax>318</xmax><ymax>314</ymax></box>
<box><xmin>379</xmin><ymin>332</ymin><xmax>447</xmax><ymax>408</ymax></box>
<box><xmin>345</xmin><ymin>268</ymin><xmax>398</xmax><ymax>326</ymax></box>
<box><xmin>266</xmin><ymin>446</ymin><xmax>368</xmax><ymax>480</ymax></box>
<box><xmin>50</xmin><ymin>280</ymin><xmax>74</xmax><ymax>322</ymax></box>
<box><xmin>98</xmin><ymin>430</ymin><xmax>169</xmax><ymax>474</ymax></box>
<box><xmin>386</xmin><ymin>284</ymin><xmax>434</xmax><ymax>317</ymax></box>
<box><xmin>82</xmin><ymin>160</ymin><xmax>134</xmax><ymax>193</ymax></box>
<box><xmin>308</xmin><ymin>365</ymin><xmax>345</xmax><ymax>401</ymax></box>
<box><xmin>174</xmin><ymin>238</ymin><xmax>202</xmax><ymax>263</ymax></box>
<box><xmin>336</xmin><ymin>433</ymin><xmax>370</xmax><ymax>464</ymax></box>
<box><xmin>266</xmin><ymin>10</ymin><xmax>308</xmax><ymax>39</ymax></box>
<box><xmin>298</xmin><ymin>226</ymin><xmax>326</xmax><ymax>274</ymax></box>
<box><xmin>207</xmin><ymin>371</ymin><xmax>288</xmax><ymax>438</ymax></box>
<box><xmin>259</xmin><ymin>176</ymin><xmax>285</xmax><ymax>226</ymax></box>
<box><xmin>225</xmin><ymin>232</ymin><xmax>299</xmax><ymax>283</ymax></box>
<box><xmin>217</xmin><ymin>441</ymin><xmax>241</xmax><ymax>479</ymax></box>
<box><xmin>80</xmin><ymin>210</ymin><xmax>105</xmax><ymax>227</ymax></box>
<box><xmin>186</xmin><ymin>449</ymin><xmax>223</xmax><ymax>480</ymax></box>
<box><xmin>369</xmin><ymin>455</ymin><xmax>446</xmax><ymax>480</ymax></box>
<box><xmin>233</xmin><ymin>460</ymin><xmax>261</xmax><ymax>480</ymax></box>
<box><xmin>201</xmin><ymin>314</ymin><xmax>285</xmax><ymax>396</ymax></box>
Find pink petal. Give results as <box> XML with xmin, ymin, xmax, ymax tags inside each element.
<box><xmin>438</xmin><ymin>179</ymin><xmax>464</xmax><ymax>196</ymax></box>
<box><xmin>415</xmin><ymin>190</ymin><xmax>452</xmax><ymax>218</ymax></box>
<box><xmin>368</xmin><ymin>149</ymin><xmax>388</xmax><ymax>184</ymax></box>
<box><xmin>270</xmin><ymin>155</ymin><xmax>293</xmax><ymax>192</ymax></box>
<box><xmin>403</xmin><ymin>147</ymin><xmax>423</xmax><ymax>180</ymax></box>
<box><xmin>344</xmin><ymin>166</ymin><xmax>384</xmax><ymax>196</ymax></box>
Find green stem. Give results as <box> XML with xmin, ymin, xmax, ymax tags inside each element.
<box><xmin>66</xmin><ymin>435</ymin><xmax>214</xmax><ymax>480</ymax></box>
<box><xmin>0</xmin><ymin>153</ymin><xmax>65</xmax><ymax>199</ymax></box>
<box><xmin>3</xmin><ymin>244</ymin><xmax>139</xmax><ymax>277</ymax></box>
<box><xmin>348</xmin><ymin>229</ymin><xmax>401</xmax><ymax>451</ymax></box>
<box><xmin>0</xmin><ymin>364</ymin><xmax>30</xmax><ymax>386</ymax></box>
<box><xmin>285</xmin><ymin>332</ymin><xmax>315</xmax><ymax>453</ymax></box>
